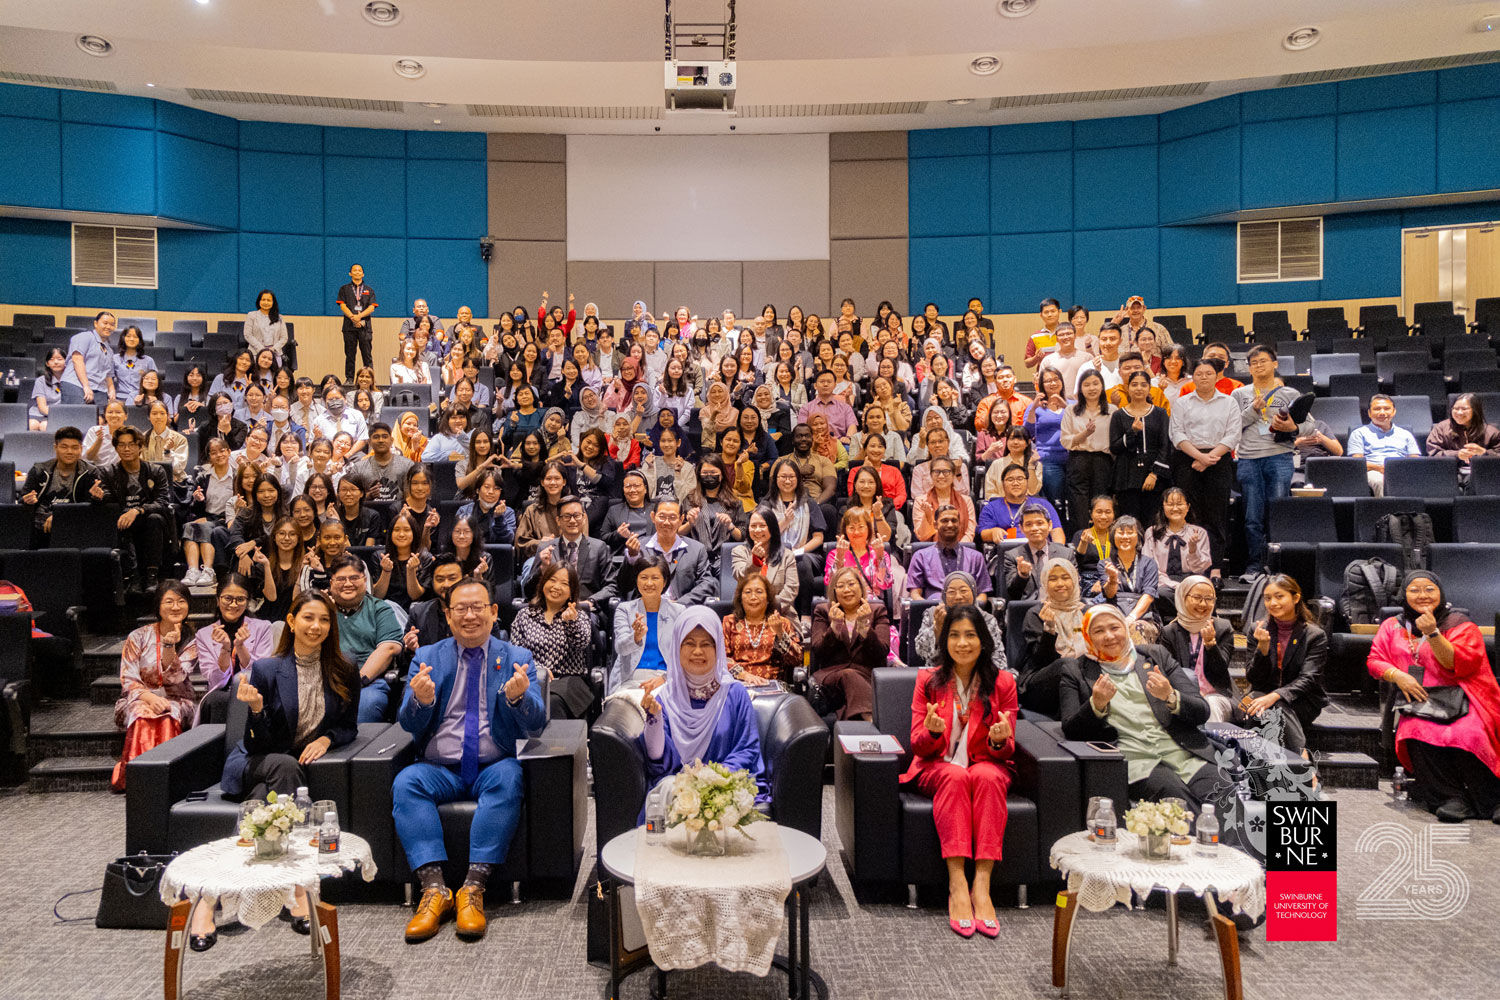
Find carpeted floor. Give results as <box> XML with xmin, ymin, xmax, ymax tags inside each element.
<box><xmin>6</xmin><ymin>782</ymin><xmax>1494</xmax><ymax>1000</ymax></box>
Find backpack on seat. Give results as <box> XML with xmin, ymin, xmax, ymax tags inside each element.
<box><xmin>1339</xmin><ymin>557</ymin><xmax>1400</xmax><ymax>626</ymax></box>
<box><xmin>1372</xmin><ymin>512</ymin><xmax>1434</xmax><ymax>570</ymax></box>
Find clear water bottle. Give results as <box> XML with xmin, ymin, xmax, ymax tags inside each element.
<box><xmin>1392</xmin><ymin>766</ymin><xmax>1410</xmax><ymax>801</ymax></box>
<box><xmin>1092</xmin><ymin>797</ymin><xmax>1117</xmax><ymax>850</ymax></box>
<box><xmin>644</xmin><ymin>782</ymin><xmax>670</xmax><ymax>846</ymax></box>
<box><xmin>293</xmin><ymin>786</ymin><xmax>313</xmax><ymax>835</ymax></box>
<box><xmin>318</xmin><ymin>806</ymin><xmax>341</xmax><ymax>856</ymax></box>
<box><xmin>1195</xmin><ymin>804</ymin><xmax>1220</xmax><ymax>858</ymax></box>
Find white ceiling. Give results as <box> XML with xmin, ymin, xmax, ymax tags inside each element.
<box><xmin>0</xmin><ymin>0</ymin><xmax>1497</xmax><ymax>135</ymax></box>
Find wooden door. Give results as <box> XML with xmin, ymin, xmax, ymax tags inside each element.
<box><xmin>1403</xmin><ymin>230</ymin><xmax>1441</xmax><ymax>319</ymax></box>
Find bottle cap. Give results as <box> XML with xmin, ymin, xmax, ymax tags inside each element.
<box><xmin>296</xmin><ymin>786</ymin><xmax>309</xmax><ymax>796</ymax></box>
<box><xmin>1201</xmin><ymin>804</ymin><xmax>1214</xmax><ymax>815</ymax></box>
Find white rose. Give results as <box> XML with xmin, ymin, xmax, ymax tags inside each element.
<box><xmin>686</xmin><ymin>817</ymin><xmax>705</xmax><ymax>832</ymax></box>
<box><xmin>720</xmin><ymin>806</ymin><xmax>740</xmax><ymax>829</ymax></box>
<box><xmin>674</xmin><ymin>787</ymin><xmax>702</xmax><ymax>815</ymax></box>
<box><xmin>733</xmin><ymin>788</ymin><xmax>754</xmax><ymax>812</ymax></box>
<box><xmin>263</xmin><ymin>826</ymin><xmax>282</xmax><ymax>842</ymax></box>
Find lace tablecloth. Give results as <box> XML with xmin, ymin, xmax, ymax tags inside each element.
<box><xmin>160</xmin><ymin>833</ymin><xmax>376</xmax><ymax>929</ymax></box>
<box><xmin>1050</xmin><ymin>831</ymin><xmax>1265</xmax><ymax>920</ymax></box>
<box><xmin>634</xmin><ymin>821</ymin><xmax>791</xmax><ymax>975</ymax></box>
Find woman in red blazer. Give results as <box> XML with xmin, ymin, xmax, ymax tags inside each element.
<box><xmin>900</xmin><ymin>604</ymin><xmax>1018</xmax><ymax>940</ymax></box>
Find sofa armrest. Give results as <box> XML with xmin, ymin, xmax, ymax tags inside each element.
<box><xmin>307</xmin><ymin>721</ymin><xmax>388</xmax><ymax>822</ymax></box>
<box><xmin>590</xmin><ymin>698</ymin><xmax>648</xmax><ymax>857</ymax></box>
<box><xmin>1055</xmin><ymin>738</ymin><xmax>1131</xmax><ymax>820</ymax></box>
<box><xmin>763</xmin><ymin>694</ymin><xmax>830</xmax><ymax>841</ymax></box>
<box><xmin>1011</xmin><ymin>720</ymin><xmax>1081</xmax><ymax>862</ymax></box>
<box><xmin>125</xmin><ymin>724</ymin><xmax>226</xmax><ymax>855</ymax></box>
<box><xmin>348</xmin><ymin>725</ymin><xmax>418</xmax><ymax>879</ymax></box>
<box><xmin>520</xmin><ymin>720</ymin><xmax>588</xmax><ymax>881</ymax></box>
<box><xmin>833</xmin><ymin>721</ymin><xmax>903</xmax><ymax>884</ymax></box>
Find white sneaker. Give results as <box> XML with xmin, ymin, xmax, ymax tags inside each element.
<box><xmin>188</xmin><ymin>567</ymin><xmax>209</xmax><ymax>587</ymax></box>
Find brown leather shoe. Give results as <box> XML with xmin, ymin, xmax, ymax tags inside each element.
<box><xmin>404</xmin><ymin>887</ymin><xmax>453</xmax><ymax>943</ymax></box>
<box><xmin>455</xmin><ymin>884</ymin><xmax>487</xmax><ymax>940</ymax></box>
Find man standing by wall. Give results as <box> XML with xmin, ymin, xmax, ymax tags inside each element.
<box><xmin>337</xmin><ymin>263</ymin><xmax>378</xmax><ymax>383</ymax></box>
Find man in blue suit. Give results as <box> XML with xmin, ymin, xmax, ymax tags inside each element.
<box><xmin>392</xmin><ymin>575</ymin><xmax>547</xmax><ymax>943</ymax></box>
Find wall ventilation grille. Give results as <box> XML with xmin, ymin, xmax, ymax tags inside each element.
<box><xmin>0</xmin><ymin>72</ymin><xmax>116</xmax><ymax>92</ymax></box>
<box><xmin>72</xmin><ymin>225</ymin><xmax>157</xmax><ymax>290</ymax></box>
<box><xmin>1238</xmin><ymin>218</ymin><xmax>1322</xmax><ymax>283</ymax></box>
<box><xmin>738</xmin><ymin>102</ymin><xmax>927</xmax><ymax>117</ymax></box>
<box><xmin>990</xmin><ymin>82</ymin><xmax>1209</xmax><ymax>109</ymax></box>
<box><xmin>185</xmin><ymin>89</ymin><xmax>404</xmax><ymax>112</ymax></box>
<box><xmin>1279</xmin><ymin>50</ymin><xmax>1500</xmax><ymax>86</ymax></box>
<box><xmin>466</xmin><ymin>104</ymin><xmax>664</xmax><ymax>119</ymax></box>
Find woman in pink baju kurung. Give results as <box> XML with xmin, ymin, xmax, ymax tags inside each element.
<box><xmin>1367</xmin><ymin>570</ymin><xmax>1500</xmax><ymax>822</ymax></box>
<box><xmin>111</xmin><ymin>583</ymin><xmax>198</xmax><ymax>791</ymax></box>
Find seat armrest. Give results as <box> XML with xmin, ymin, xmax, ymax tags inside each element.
<box><xmin>1011</xmin><ymin>720</ymin><xmax>1081</xmax><ymax>859</ymax></box>
<box><xmin>125</xmin><ymin>724</ymin><xmax>226</xmax><ymax>855</ymax></box>
<box><xmin>306</xmin><ymin>721</ymin><xmax>388</xmax><ymax>822</ymax></box>
<box><xmin>348</xmin><ymin>725</ymin><xmax>418</xmax><ymax>878</ymax></box>
<box><xmin>762</xmin><ymin>694</ymin><xmax>830</xmax><ymax>841</ymax></box>
<box><xmin>590</xmin><ymin>699</ymin><xmax>648</xmax><ymax>856</ymax></box>
<box><xmin>1</xmin><ymin>679</ymin><xmax>31</xmax><ymax>755</ymax></box>
<box><xmin>521</xmin><ymin>719</ymin><xmax>588</xmax><ymax>881</ymax></box>
<box><xmin>833</xmin><ymin>721</ymin><xmax>902</xmax><ymax>884</ymax></box>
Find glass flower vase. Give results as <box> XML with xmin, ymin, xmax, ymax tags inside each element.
<box><xmin>1143</xmin><ymin>831</ymin><xmax>1172</xmax><ymax>861</ymax></box>
<box><xmin>254</xmin><ymin>835</ymin><xmax>287</xmax><ymax>860</ymax></box>
<box><xmin>686</xmin><ymin>824</ymin><xmax>726</xmax><ymax>857</ymax></box>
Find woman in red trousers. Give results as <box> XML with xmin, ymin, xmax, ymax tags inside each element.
<box><xmin>900</xmin><ymin>604</ymin><xmax>1017</xmax><ymax>939</ymax></box>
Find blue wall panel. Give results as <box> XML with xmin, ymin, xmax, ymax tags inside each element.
<box><xmin>158</xmin><ymin>230</ymin><xmax>238</xmax><ymax>313</ymax></box>
<box><xmin>155</xmin><ymin>102</ymin><xmax>237</xmax><ymax>148</ymax></box>
<box><xmin>0</xmin><ymin>82</ymin><xmax>59</xmax><ymax>120</ymax></box>
<box><xmin>324</xmin><ymin>126</ymin><xmax>406</xmax><ymax>158</ymax></box>
<box><xmin>240</xmin><ymin>234</ymin><xmax>323</xmax><ymax>317</ymax></box>
<box><xmin>1158</xmin><ymin>128</ymin><xmax>1238</xmax><ymax>222</ymax></box>
<box><xmin>324</xmin><ymin>237</ymin><xmax>405</xmax><ymax>319</ymax></box>
<box><xmin>239</xmin><ymin>152</ymin><xmax>323</xmax><ymax>235</ymax></box>
<box><xmin>407</xmin><ymin>239</ymin><xmax>487</xmax><ymax>318</ymax></box>
<box><xmin>909</xmin><ymin>156</ymin><xmax>989</xmax><ymax>236</ymax></box>
<box><xmin>909</xmin><ymin>237</ymin><xmax>989</xmax><ymax>315</ymax></box>
<box><xmin>0</xmin><ymin>219</ymin><xmax>73</xmax><ymax>305</ymax></box>
<box><xmin>1240</xmin><ymin>116</ymin><xmax>1336</xmax><ymax>209</ymax></box>
<box><xmin>59</xmin><ymin>90</ymin><xmax>155</xmax><ymax>129</ymax></box>
<box><xmin>238</xmin><ymin>121</ymin><xmax>323</xmax><ymax>155</ymax></box>
<box><xmin>1338</xmin><ymin>72</ymin><xmax>1437</xmax><ymax>113</ymax></box>
<box><xmin>406</xmin><ymin>159</ymin><xmax>486</xmax><ymax>238</ymax></box>
<box><xmin>1322</xmin><ymin>211</ymin><xmax>1402</xmax><ymax>300</ymax></box>
<box><xmin>407</xmin><ymin>130</ymin><xmax>486</xmax><ymax>160</ymax></box>
<box><xmin>1439</xmin><ymin>63</ymin><xmax>1500</xmax><ymax>102</ymax></box>
<box><xmin>324</xmin><ymin>156</ymin><xmax>406</xmax><ymax>237</ymax></box>
<box><xmin>909</xmin><ymin>127</ymin><xmax>988</xmax><ymax>158</ymax></box>
<box><xmin>1436</xmin><ymin>98</ymin><xmax>1500</xmax><ymax>193</ymax></box>
<box><xmin>0</xmin><ymin>117</ymin><xmax>61</xmax><ymax>207</ymax></box>
<box><xmin>1242</xmin><ymin>82</ymin><xmax>1337</xmax><ymax>123</ymax></box>
<box><xmin>990</xmin><ymin>121</ymin><xmax>1072</xmax><ymax>153</ymax></box>
<box><xmin>1159</xmin><ymin>96</ymin><xmax>1239</xmax><ymax>142</ymax></box>
<box><xmin>1337</xmin><ymin>106</ymin><xmax>1436</xmax><ymax>200</ymax></box>
<box><xmin>1074</xmin><ymin>228</ymin><xmax>1157</xmax><ymax>306</ymax></box>
<box><xmin>989</xmin><ymin>233</ymin><xmax>1072</xmax><ymax>315</ymax></box>
<box><xmin>1073</xmin><ymin>144</ymin><xmax>1156</xmax><ymax>229</ymax></box>
<box><xmin>1073</xmin><ymin>115</ymin><xmax>1156</xmax><ymax>150</ymax></box>
<box><xmin>991</xmin><ymin>151</ymin><xmax>1071</xmax><ymax>233</ymax></box>
<box><xmin>1238</xmin><ymin>278</ymin><xmax>1320</xmax><ymax>306</ymax></box>
<box><xmin>1159</xmin><ymin>226</ymin><xmax>1236</xmax><ymax>307</ymax></box>
<box><xmin>157</xmin><ymin>133</ymin><xmax>238</xmax><ymax>229</ymax></box>
<box><xmin>61</xmin><ymin>123</ymin><xmax>155</xmax><ymax>214</ymax></box>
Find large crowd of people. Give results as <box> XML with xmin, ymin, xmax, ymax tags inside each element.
<box><xmin>18</xmin><ymin>277</ymin><xmax>1500</xmax><ymax>943</ymax></box>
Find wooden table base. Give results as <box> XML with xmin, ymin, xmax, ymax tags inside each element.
<box><xmin>163</xmin><ymin>896</ymin><xmax>343</xmax><ymax>1000</ymax></box>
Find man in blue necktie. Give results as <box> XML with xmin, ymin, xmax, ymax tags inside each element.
<box><xmin>393</xmin><ymin>575</ymin><xmax>547</xmax><ymax>942</ymax></box>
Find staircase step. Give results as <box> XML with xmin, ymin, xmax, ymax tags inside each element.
<box><xmin>90</xmin><ymin>675</ymin><xmax>121</xmax><ymax>706</ymax></box>
<box><xmin>28</xmin><ymin>699</ymin><xmax>123</xmax><ymax>763</ymax></box>
<box><xmin>28</xmin><ymin>755</ymin><xmax>116</xmax><ymax>793</ymax></box>
<box><xmin>1313</xmin><ymin>751</ymin><xmax>1380</xmax><ymax>790</ymax></box>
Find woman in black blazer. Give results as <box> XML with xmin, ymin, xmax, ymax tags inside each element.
<box><xmin>1156</xmin><ymin>574</ymin><xmax>1235</xmax><ymax>722</ymax></box>
<box><xmin>1242</xmin><ymin>574</ymin><xmax>1328</xmax><ymax>757</ymax></box>
<box><xmin>1108</xmin><ymin>370</ymin><xmax>1172</xmax><ymax>527</ymax></box>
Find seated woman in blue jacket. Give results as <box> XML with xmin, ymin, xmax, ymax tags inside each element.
<box><xmin>191</xmin><ymin>590</ymin><xmax>359</xmax><ymax>951</ymax></box>
<box><xmin>638</xmin><ymin>604</ymin><xmax>769</xmax><ymax>806</ymax></box>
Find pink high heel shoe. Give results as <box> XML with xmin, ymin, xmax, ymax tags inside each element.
<box><xmin>948</xmin><ymin>894</ymin><xmax>975</xmax><ymax>938</ymax></box>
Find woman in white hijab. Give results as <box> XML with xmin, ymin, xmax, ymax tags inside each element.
<box><xmin>1156</xmin><ymin>574</ymin><xmax>1235</xmax><ymax>722</ymax></box>
<box><xmin>638</xmin><ymin>605</ymin><xmax>770</xmax><ymax>804</ymax></box>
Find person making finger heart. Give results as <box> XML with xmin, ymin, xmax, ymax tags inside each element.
<box><xmin>393</xmin><ymin>575</ymin><xmax>546</xmax><ymax>944</ymax></box>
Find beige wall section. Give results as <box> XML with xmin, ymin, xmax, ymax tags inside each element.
<box><xmin>831</xmin><ymin>238</ymin><xmax>909</xmax><ymax>315</ymax></box>
<box><xmin>566</xmin><ymin>261</ymin><xmax>655</xmax><ymax>317</ymax></box>
<box><xmin>743</xmin><ymin>261</ymin><xmax>831</xmax><ymax>318</ymax></box>
<box><xmin>486</xmin><ymin>132</ymin><xmax>565</xmax><ymax>163</ymax></box>
<box><xmin>830</xmin><ymin>160</ymin><xmax>908</xmax><ymax>240</ymax></box>
<box><xmin>829</xmin><ymin>131</ymin><xmax>908</xmax><ymax>162</ymax></box>
<box><xmin>487</xmin><ymin>161</ymin><xmax>567</xmax><ymax>242</ymax></box>
<box><xmin>491</xmin><ymin>241</ymin><xmax>567</xmax><ymax>317</ymax></box>
<box><xmin>654</xmin><ymin>262</ymin><xmax>744</xmax><ymax>319</ymax></box>
<box><xmin>488</xmin><ymin>133</ymin><xmax>566</xmax><ymax>322</ymax></box>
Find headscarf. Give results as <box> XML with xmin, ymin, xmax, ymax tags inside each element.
<box><xmin>658</xmin><ymin>605</ymin><xmax>737</xmax><ymax>765</ymax></box>
<box><xmin>540</xmin><ymin>406</ymin><xmax>568</xmax><ymax>449</ymax></box>
<box><xmin>1039</xmin><ymin>558</ymin><xmax>1085</xmax><ymax>657</ymax></box>
<box><xmin>1173</xmin><ymin>575</ymin><xmax>1215</xmax><ymax>634</ymax></box>
<box><xmin>911</xmin><ymin>405</ymin><xmax>960</xmax><ymax>462</ymax></box>
<box><xmin>580</xmin><ymin>386</ymin><xmax>606</xmax><ymax>418</ymax></box>
<box><xmin>1398</xmin><ymin>570</ymin><xmax>1470</xmax><ymax>633</ymax></box>
<box><xmin>1081</xmin><ymin>604</ymin><xmax>1137</xmax><ymax>673</ymax></box>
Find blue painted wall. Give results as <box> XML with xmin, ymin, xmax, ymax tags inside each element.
<box><xmin>0</xmin><ymin>84</ymin><xmax>487</xmax><ymax>316</ymax></box>
<box><xmin>909</xmin><ymin>64</ymin><xmax>1500</xmax><ymax>313</ymax></box>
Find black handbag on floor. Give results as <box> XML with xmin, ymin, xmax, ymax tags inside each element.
<box><xmin>1394</xmin><ymin>664</ymin><xmax>1469</xmax><ymax>724</ymax></box>
<box><xmin>96</xmin><ymin>851</ymin><xmax>177</xmax><ymax>929</ymax></box>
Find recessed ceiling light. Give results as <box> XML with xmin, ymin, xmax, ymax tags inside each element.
<box><xmin>969</xmin><ymin>55</ymin><xmax>1002</xmax><ymax>76</ymax></box>
<box><xmin>146</xmin><ymin>82</ymin><xmax>156</xmax><ymax>88</ymax></box>
<box><xmin>393</xmin><ymin>58</ymin><xmax>425</xmax><ymax>79</ymax></box>
<box><xmin>997</xmin><ymin>0</ymin><xmax>1037</xmax><ymax>18</ymax></box>
<box><xmin>363</xmin><ymin>2</ymin><xmax>403</xmax><ymax>27</ymax></box>
<box><xmin>421</xmin><ymin>102</ymin><xmax>446</xmax><ymax>109</ymax></box>
<box><xmin>76</xmin><ymin>35</ymin><xmax>113</xmax><ymax>57</ymax></box>
<box><xmin>1476</xmin><ymin>14</ymin><xmax>1499</xmax><ymax>33</ymax></box>
<box><xmin>947</xmin><ymin>98</ymin><xmax>976</xmax><ymax>106</ymax></box>
<box><xmin>432</xmin><ymin>119</ymin><xmax>442</xmax><ymax>124</ymax></box>
<box><xmin>1282</xmin><ymin>26</ymin><xmax>1321</xmax><ymax>51</ymax></box>
<box><xmin>194</xmin><ymin>0</ymin><xmax>211</xmax><ymax>6</ymax></box>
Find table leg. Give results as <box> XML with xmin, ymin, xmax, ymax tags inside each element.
<box><xmin>314</xmin><ymin>899</ymin><xmax>340</xmax><ymax>1000</ymax></box>
<box><xmin>1166</xmin><ymin>891</ymin><xmax>1179</xmax><ymax>966</ymax></box>
<box><xmin>798</xmin><ymin>886</ymin><xmax>811</xmax><ymax>1000</ymax></box>
<box><xmin>607</xmin><ymin>879</ymin><xmax>622</xmax><ymax>1000</ymax></box>
<box><xmin>1205</xmin><ymin>897</ymin><xmax>1243</xmax><ymax>1000</ymax></box>
<box><xmin>785</xmin><ymin>890</ymin><xmax>799</xmax><ymax>1000</ymax></box>
<box><xmin>163</xmin><ymin>899</ymin><xmax>191</xmax><ymax>1000</ymax></box>
<box><xmin>1051</xmin><ymin>890</ymin><xmax>1079</xmax><ymax>997</ymax></box>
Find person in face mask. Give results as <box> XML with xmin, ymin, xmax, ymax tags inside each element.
<box><xmin>266</xmin><ymin>393</ymin><xmax>306</xmax><ymax>455</ymax></box>
<box><xmin>197</xmin><ymin>392</ymin><xmax>248</xmax><ymax>456</ymax></box>
<box><xmin>314</xmin><ymin>385</ymin><xmax>369</xmax><ymax>457</ymax></box>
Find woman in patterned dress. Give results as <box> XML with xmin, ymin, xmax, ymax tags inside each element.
<box><xmin>509</xmin><ymin>561</ymin><xmax>594</xmax><ymax>719</ymax></box>
<box><xmin>722</xmin><ymin>572</ymin><xmax>802</xmax><ymax>684</ymax></box>
<box><xmin>111</xmin><ymin>581</ymin><xmax>198</xmax><ymax>791</ymax></box>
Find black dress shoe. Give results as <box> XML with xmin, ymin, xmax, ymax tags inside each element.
<box><xmin>188</xmin><ymin>932</ymin><xmax>217</xmax><ymax>952</ymax></box>
<box><xmin>290</xmin><ymin>915</ymin><xmax>311</xmax><ymax>935</ymax></box>
<box><xmin>1435</xmin><ymin>797</ymin><xmax>1475</xmax><ymax>822</ymax></box>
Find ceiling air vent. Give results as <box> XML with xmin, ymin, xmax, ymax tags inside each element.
<box><xmin>1279</xmin><ymin>49</ymin><xmax>1500</xmax><ymax>86</ymax></box>
<box><xmin>186</xmin><ymin>89</ymin><xmax>403</xmax><ymax>112</ymax></box>
<box><xmin>737</xmin><ymin>102</ymin><xmax>926</xmax><ymax>118</ymax></box>
<box><xmin>0</xmin><ymin>71</ymin><xmax>116</xmax><ymax>91</ymax></box>
<box><xmin>1238</xmin><ymin>218</ymin><xmax>1322</xmax><ymax>283</ymax></box>
<box><xmin>990</xmin><ymin>82</ymin><xmax>1209</xmax><ymax>108</ymax></box>
<box><xmin>466</xmin><ymin>105</ymin><xmax>664</xmax><ymax>119</ymax></box>
<box><xmin>72</xmin><ymin>225</ymin><xmax>157</xmax><ymax>290</ymax></box>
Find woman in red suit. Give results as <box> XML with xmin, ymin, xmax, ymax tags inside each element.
<box><xmin>900</xmin><ymin>604</ymin><xmax>1018</xmax><ymax>940</ymax></box>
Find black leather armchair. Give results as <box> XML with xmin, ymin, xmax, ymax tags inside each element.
<box><xmin>834</xmin><ymin>667</ymin><xmax>1079</xmax><ymax>907</ymax></box>
<box><xmin>589</xmin><ymin>690</ymin><xmax>829</xmax><ymax>856</ymax></box>
<box><xmin>124</xmin><ymin>696</ymin><xmax>387</xmax><ymax>855</ymax></box>
<box><xmin>348</xmin><ymin>719</ymin><xmax>587</xmax><ymax>897</ymax></box>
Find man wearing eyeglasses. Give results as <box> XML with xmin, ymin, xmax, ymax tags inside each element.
<box><xmin>522</xmin><ymin>495</ymin><xmax>617</xmax><ymax>628</ymax></box>
<box><xmin>394</xmin><ymin>574</ymin><xmax>545</xmax><ymax>944</ymax></box>
<box><xmin>623</xmin><ymin>497</ymin><xmax>716</xmax><ymax>604</ymax></box>
<box><xmin>325</xmin><ymin>551</ymin><xmax>404</xmax><ymax>722</ymax></box>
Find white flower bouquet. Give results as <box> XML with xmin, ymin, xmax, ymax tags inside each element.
<box><xmin>239</xmin><ymin>790</ymin><xmax>304</xmax><ymax>845</ymax></box>
<box><xmin>1123</xmin><ymin>799</ymin><xmax>1191</xmax><ymax>838</ymax></box>
<box><xmin>667</xmin><ymin>760</ymin><xmax>766</xmax><ymax>851</ymax></box>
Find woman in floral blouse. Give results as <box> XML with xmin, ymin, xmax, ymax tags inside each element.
<box><xmin>722</xmin><ymin>572</ymin><xmax>802</xmax><ymax>684</ymax></box>
<box><xmin>111</xmin><ymin>581</ymin><xmax>198</xmax><ymax>791</ymax></box>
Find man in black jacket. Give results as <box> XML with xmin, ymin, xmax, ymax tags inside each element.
<box><xmin>523</xmin><ymin>495</ymin><xmax>618</xmax><ymax>626</ymax></box>
<box><xmin>1002</xmin><ymin>504</ymin><xmax>1077</xmax><ymax>601</ymax></box>
<box><xmin>88</xmin><ymin>425</ymin><xmax>173</xmax><ymax>592</ymax></box>
<box><xmin>19</xmin><ymin>426</ymin><xmax>96</xmax><ymax>548</ymax></box>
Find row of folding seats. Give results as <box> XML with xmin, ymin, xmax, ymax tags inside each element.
<box><xmin>9</xmin><ymin>314</ymin><xmax>246</xmax><ymax>339</ymax></box>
